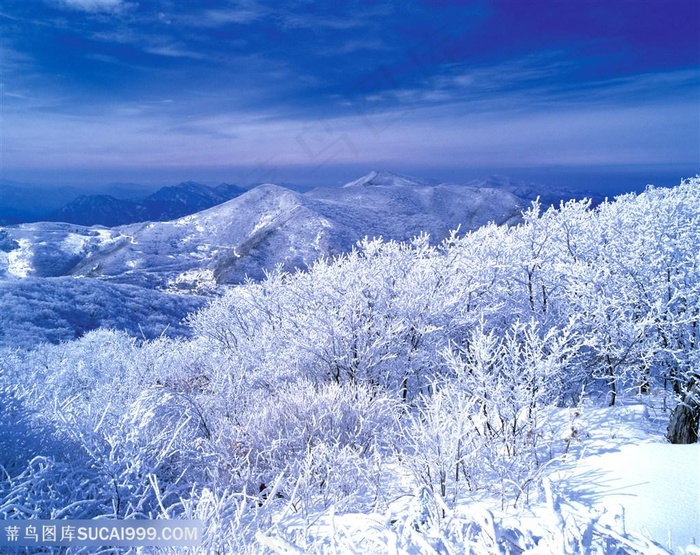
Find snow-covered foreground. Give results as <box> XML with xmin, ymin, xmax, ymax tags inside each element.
<box><xmin>560</xmin><ymin>442</ymin><xmax>699</xmax><ymax>550</ymax></box>
<box><xmin>548</xmin><ymin>406</ymin><xmax>698</xmax><ymax>552</ymax></box>
<box><xmin>254</xmin><ymin>399</ymin><xmax>699</xmax><ymax>554</ymax></box>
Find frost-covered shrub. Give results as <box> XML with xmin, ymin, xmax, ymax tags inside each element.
<box><xmin>246</xmin><ymin>380</ymin><xmax>398</xmax><ymax>457</ymax></box>
<box><xmin>228</xmin><ymin>380</ymin><xmax>400</xmax><ymax>511</ymax></box>
<box><xmin>402</xmin><ymin>319</ymin><xmax>579</xmax><ymax>509</ymax></box>
<box><xmin>189</xmin><ymin>237</ymin><xmax>462</xmax><ymax>401</ymax></box>
<box><xmin>1</xmin><ymin>331</ymin><xmax>223</xmax><ymax>522</ymax></box>
<box><xmin>99</xmin><ymin>386</ymin><xmax>216</xmax><ymax>518</ymax></box>
<box><xmin>0</xmin><ymin>456</ymin><xmax>108</xmax><ymax>520</ymax></box>
<box><xmin>0</xmin><ymin>277</ymin><xmax>205</xmax><ymax>349</ymax></box>
<box><xmin>175</xmin><ymin>486</ymin><xmax>265</xmax><ymax>555</ymax></box>
<box><xmin>4</xmin><ymin>329</ymin><xmax>142</xmax><ymax>433</ymax></box>
<box><xmin>47</xmin><ymin>386</ymin><xmax>218</xmax><ymax>520</ymax></box>
<box><xmin>0</xmin><ymin>370</ymin><xmax>48</xmax><ymax>475</ymax></box>
<box><xmin>139</xmin><ymin>336</ymin><xmax>216</xmax><ymax>395</ymax></box>
<box><xmin>451</xmin><ymin>323</ymin><xmax>575</xmax><ymax>503</ymax></box>
<box><xmin>121</xmin><ymin>387</ymin><xmax>212</xmax><ymax>473</ymax></box>
<box><xmin>401</xmin><ymin>382</ymin><xmax>483</xmax><ymax>507</ymax></box>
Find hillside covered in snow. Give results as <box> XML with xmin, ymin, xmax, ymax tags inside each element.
<box><xmin>0</xmin><ymin>172</ymin><xmax>524</xmax><ymax>289</ymax></box>
<box><xmin>0</xmin><ymin>171</ymin><xmax>527</xmax><ymax>346</ymax></box>
<box><xmin>0</xmin><ymin>177</ymin><xmax>698</xmax><ymax>553</ymax></box>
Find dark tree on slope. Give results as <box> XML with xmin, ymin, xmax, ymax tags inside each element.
<box><xmin>0</xmin><ymin>229</ymin><xmax>18</xmax><ymax>251</ymax></box>
<box><xmin>667</xmin><ymin>376</ymin><xmax>700</xmax><ymax>444</ymax></box>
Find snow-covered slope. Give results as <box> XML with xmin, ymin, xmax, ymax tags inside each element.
<box><xmin>68</xmin><ymin>184</ymin><xmax>349</xmax><ymax>287</ymax></box>
<box><xmin>308</xmin><ymin>170</ymin><xmax>523</xmax><ymax>241</ymax></box>
<box><xmin>530</xmin><ymin>401</ymin><xmax>699</xmax><ymax>552</ymax></box>
<box><xmin>0</xmin><ymin>172</ymin><xmax>524</xmax><ymax>289</ymax></box>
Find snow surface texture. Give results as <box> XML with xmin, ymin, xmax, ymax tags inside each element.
<box><xmin>548</xmin><ymin>404</ymin><xmax>700</xmax><ymax>552</ymax></box>
<box><xmin>562</xmin><ymin>442</ymin><xmax>699</xmax><ymax>548</ymax></box>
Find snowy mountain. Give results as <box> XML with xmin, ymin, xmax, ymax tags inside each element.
<box><xmin>71</xmin><ymin>184</ymin><xmax>341</xmax><ymax>288</ymax></box>
<box><xmin>140</xmin><ymin>180</ymin><xmax>247</xmax><ymax>221</ymax></box>
<box><xmin>340</xmin><ymin>170</ymin><xmax>443</xmax><ymax>188</ymax></box>
<box><xmin>0</xmin><ymin>172</ymin><xmax>524</xmax><ymax>289</ymax></box>
<box><xmin>307</xmin><ymin>170</ymin><xmax>524</xmax><ymax>241</ymax></box>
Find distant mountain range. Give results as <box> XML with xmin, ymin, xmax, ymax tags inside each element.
<box><xmin>45</xmin><ymin>181</ymin><xmax>248</xmax><ymax>226</ymax></box>
<box><xmin>0</xmin><ymin>179</ymin><xmax>247</xmax><ymax>226</ymax></box>
<box><xmin>1</xmin><ymin>173</ymin><xmax>605</xmax><ymax>227</ymax></box>
<box><xmin>0</xmin><ymin>171</ymin><xmax>529</xmax><ymax>290</ymax></box>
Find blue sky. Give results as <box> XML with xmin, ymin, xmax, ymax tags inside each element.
<box><xmin>1</xmin><ymin>0</ymin><xmax>698</xmax><ymax>191</ymax></box>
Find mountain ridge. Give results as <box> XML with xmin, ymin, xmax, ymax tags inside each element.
<box><xmin>2</xmin><ymin>171</ymin><xmax>607</xmax><ymax>227</ymax></box>
<box><xmin>0</xmin><ymin>171</ymin><xmax>526</xmax><ymax>290</ymax></box>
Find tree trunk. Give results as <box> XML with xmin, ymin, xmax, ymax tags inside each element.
<box><xmin>667</xmin><ymin>377</ymin><xmax>700</xmax><ymax>444</ymax></box>
<box><xmin>606</xmin><ymin>355</ymin><xmax>616</xmax><ymax>407</ymax></box>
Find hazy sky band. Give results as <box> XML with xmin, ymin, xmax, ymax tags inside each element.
<box><xmin>1</xmin><ymin>0</ymin><xmax>698</xmax><ymax>189</ymax></box>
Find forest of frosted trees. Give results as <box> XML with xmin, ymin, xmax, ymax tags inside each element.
<box><xmin>1</xmin><ymin>178</ymin><xmax>698</xmax><ymax>553</ymax></box>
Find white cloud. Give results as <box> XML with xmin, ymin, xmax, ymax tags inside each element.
<box><xmin>188</xmin><ymin>0</ymin><xmax>271</xmax><ymax>27</ymax></box>
<box><xmin>58</xmin><ymin>0</ymin><xmax>127</xmax><ymax>14</ymax></box>
<box><xmin>2</xmin><ymin>61</ymin><xmax>697</xmax><ymax>176</ymax></box>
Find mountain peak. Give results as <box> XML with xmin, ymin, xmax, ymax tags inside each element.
<box><xmin>341</xmin><ymin>171</ymin><xmax>440</xmax><ymax>188</ymax></box>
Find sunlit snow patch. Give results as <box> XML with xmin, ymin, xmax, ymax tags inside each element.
<box><xmin>173</xmin><ymin>213</ymin><xmax>206</xmax><ymax>232</ymax></box>
<box><xmin>166</xmin><ymin>268</ymin><xmax>217</xmax><ymax>294</ymax></box>
<box><xmin>61</xmin><ymin>233</ymin><xmax>91</xmax><ymax>254</ymax></box>
<box><xmin>250</xmin><ymin>212</ymin><xmax>276</xmax><ymax>235</ymax></box>
<box><xmin>557</xmin><ymin>441</ymin><xmax>699</xmax><ymax>550</ymax></box>
<box><xmin>7</xmin><ymin>238</ymin><xmax>33</xmax><ymax>277</ymax></box>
